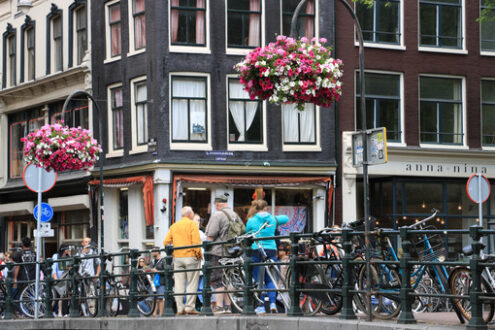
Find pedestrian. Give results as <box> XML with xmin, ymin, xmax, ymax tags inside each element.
<box><xmin>78</xmin><ymin>237</ymin><xmax>100</xmax><ymax>279</ymax></box>
<box><xmin>205</xmin><ymin>195</ymin><xmax>239</xmax><ymax>314</ymax></box>
<box><xmin>150</xmin><ymin>247</ymin><xmax>165</xmax><ymax>316</ymax></box>
<box><xmin>277</xmin><ymin>241</ymin><xmax>291</xmax><ymax>282</ymax></box>
<box><xmin>246</xmin><ymin>199</ymin><xmax>289</xmax><ymax>314</ymax></box>
<box><xmin>164</xmin><ymin>206</ymin><xmax>203</xmax><ymax>315</ymax></box>
<box><xmin>52</xmin><ymin>243</ymin><xmax>72</xmax><ymax>317</ymax></box>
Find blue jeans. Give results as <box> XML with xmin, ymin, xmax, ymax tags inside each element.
<box><xmin>252</xmin><ymin>249</ymin><xmax>277</xmax><ymax>305</ymax></box>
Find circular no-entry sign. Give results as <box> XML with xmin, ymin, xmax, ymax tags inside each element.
<box><xmin>466</xmin><ymin>174</ymin><xmax>491</xmax><ymax>204</ymax></box>
<box><xmin>23</xmin><ymin>163</ymin><xmax>57</xmax><ymax>193</ymax></box>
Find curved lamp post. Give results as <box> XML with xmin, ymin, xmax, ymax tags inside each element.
<box><xmin>290</xmin><ymin>0</ymin><xmax>372</xmax><ymax>321</ymax></box>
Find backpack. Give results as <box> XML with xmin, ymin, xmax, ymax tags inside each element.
<box><xmin>220</xmin><ymin>209</ymin><xmax>246</xmax><ymax>255</ymax></box>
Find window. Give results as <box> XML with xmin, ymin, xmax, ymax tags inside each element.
<box><xmin>59</xmin><ymin>211</ymin><xmax>90</xmax><ymax>242</ymax></box>
<box><xmin>228</xmin><ymin>78</ymin><xmax>263</xmax><ymax>144</ymax></box>
<box><xmin>419</xmin><ymin>0</ymin><xmax>463</xmax><ymax>49</ymax></box>
<box><xmin>356</xmin><ymin>0</ymin><xmax>400</xmax><ymax>45</ymax></box>
<box><xmin>482</xmin><ymin>80</ymin><xmax>495</xmax><ymax>146</ymax></box>
<box><xmin>25</xmin><ymin>27</ymin><xmax>35</xmax><ymax>81</ymax></box>
<box><xmin>107</xmin><ymin>1</ymin><xmax>122</xmax><ymax>59</ymax></box>
<box><xmin>420</xmin><ymin>76</ymin><xmax>463</xmax><ymax>145</ymax></box>
<box><xmin>356</xmin><ymin>72</ymin><xmax>401</xmax><ymax>142</ymax></box>
<box><xmin>170</xmin><ymin>0</ymin><xmax>207</xmax><ymax>46</ymax></box>
<box><xmin>481</xmin><ymin>0</ymin><xmax>495</xmax><ymax>52</ymax></box>
<box><xmin>171</xmin><ymin>76</ymin><xmax>208</xmax><ymax>143</ymax></box>
<box><xmin>282</xmin><ymin>103</ymin><xmax>316</xmax><ymax>144</ymax></box>
<box><xmin>75</xmin><ymin>5</ymin><xmax>87</xmax><ymax>64</ymax></box>
<box><xmin>131</xmin><ymin>77</ymin><xmax>148</xmax><ymax>151</ymax></box>
<box><xmin>281</xmin><ymin>0</ymin><xmax>315</xmax><ymax>39</ymax></box>
<box><xmin>119</xmin><ymin>188</ymin><xmax>129</xmax><ymax>240</ymax></box>
<box><xmin>227</xmin><ymin>0</ymin><xmax>261</xmax><ymax>49</ymax></box>
<box><xmin>50</xmin><ymin>100</ymin><xmax>89</xmax><ymax>128</ymax></box>
<box><xmin>7</xmin><ymin>34</ymin><xmax>16</xmax><ymax>87</ymax></box>
<box><xmin>109</xmin><ymin>85</ymin><xmax>124</xmax><ymax>150</ymax></box>
<box><xmin>131</xmin><ymin>0</ymin><xmax>146</xmax><ymax>51</ymax></box>
<box><xmin>52</xmin><ymin>15</ymin><xmax>63</xmax><ymax>72</ymax></box>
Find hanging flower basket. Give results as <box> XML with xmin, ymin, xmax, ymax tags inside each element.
<box><xmin>234</xmin><ymin>35</ymin><xmax>343</xmax><ymax>110</ymax></box>
<box><xmin>21</xmin><ymin>123</ymin><xmax>102</xmax><ymax>173</ymax></box>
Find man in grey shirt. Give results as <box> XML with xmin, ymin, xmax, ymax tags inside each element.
<box><xmin>205</xmin><ymin>195</ymin><xmax>238</xmax><ymax>313</ymax></box>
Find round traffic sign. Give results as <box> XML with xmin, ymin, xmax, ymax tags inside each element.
<box><xmin>23</xmin><ymin>163</ymin><xmax>57</xmax><ymax>193</ymax></box>
<box><xmin>466</xmin><ymin>174</ymin><xmax>491</xmax><ymax>204</ymax></box>
<box><xmin>33</xmin><ymin>203</ymin><xmax>54</xmax><ymax>223</ymax></box>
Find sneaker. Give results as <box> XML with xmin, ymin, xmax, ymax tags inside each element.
<box><xmin>269</xmin><ymin>303</ymin><xmax>277</xmax><ymax>313</ymax></box>
<box><xmin>255</xmin><ymin>306</ymin><xmax>266</xmax><ymax>315</ymax></box>
<box><xmin>223</xmin><ymin>305</ymin><xmax>232</xmax><ymax>314</ymax></box>
<box><xmin>213</xmin><ymin>306</ymin><xmax>224</xmax><ymax>314</ymax></box>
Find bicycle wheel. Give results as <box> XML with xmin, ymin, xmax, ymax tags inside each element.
<box><xmin>136</xmin><ymin>276</ymin><xmax>156</xmax><ymax>316</ymax></box>
<box><xmin>19</xmin><ymin>282</ymin><xmax>46</xmax><ymax>318</ymax></box>
<box><xmin>320</xmin><ymin>264</ymin><xmax>343</xmax><ymax>315</ymax></box>
<box><xmin>449</xmin><ymin>267</ymin><xmax>494</xmax><ymax>323</ymax></box>
<box><xmin>266</xmin><ymin>265</ymin><xmax>290</xmax><ymax>313</ymax></box>
<box><xmin>286</xmin><ymin>265</ymin><xmax>324</xmax><ymax>316</ymax></box>
<box><xmin>358</xmin><ymin>262</ymin><xmax>401</xmax><ymax>320</ymax></box>
<box><xmin>222</xmin><ymin>265</ymin><xmax>246</xmax><ymax>313</ymax></box>
<box><xmin>105</xmin><ymin>282</ymin><xmax>120</xmax><ymax>316</ymax></box>
<box><xmin>80</xmin><ymin>280</ymin><xmax>98</xmax><ymax>317</ymax></box>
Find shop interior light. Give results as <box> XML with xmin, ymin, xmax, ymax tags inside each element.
<box><xmin>458</xmin><ymin>205</ymin><xmax>462</xmax><ymax>210</ymax></box>
<box><xmin>187</xmin><ymin>187</ymin><xmax>207</xmax><ymax>191</ymax></box>
<box><xmin>421</xmin><ymin>201</ymin><xmax>426</xmax><ymax>208</ymax></box>
<box><xmin>402</xmin><ymin>216</ymin><xmax>407</xmax><ymax>220</ymax></box>
<box><xmin>120</xmin><ymin>187</ymin><xmax>128</xmax><ymax>191</ymax></box>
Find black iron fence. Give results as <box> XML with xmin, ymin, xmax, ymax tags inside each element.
<box><xmin>0</xmin><ymin>225</ymin><xmax>494</xmax><ymax>329</ymax></box>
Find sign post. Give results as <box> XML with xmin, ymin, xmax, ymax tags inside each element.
<box><xmin>466</xmin><ymin>173</ymin><xmax>491</xmax><ymax>228</ymax></box>
<box><xmin>22</xmin><ymin>163</ymin><xmax>57</xmax><ymax>319</ymax></box>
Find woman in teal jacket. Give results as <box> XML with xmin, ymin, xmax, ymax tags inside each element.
<box><xmin>245</xmin><ymin>199</ymin><xmax>289</xmax><ymax>314</ymax></box>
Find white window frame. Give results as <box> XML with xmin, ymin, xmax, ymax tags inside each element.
<box><xmin>418</xmin><ymin>0</ymin><xmax>467</xmax><ymax>55</ymax></box>
<box><xmin>225</xmin><ymin>0</ymin><xmax>265</xmax><ymax>56</ymax></box>
<box><xmin>106</xmin><ymin>82</ymin><xmax>125</xmax><ymax>158</ymax></box>
<box><xmin>168</xmin><ymin>0</ymin><xmax>210</xmax><ymax>54</ymax></box>
<box><xmin>105</xmin><ymin>0</ymin><xmax>122</xmax><ymax>63</ymax></box>
<box><xmin>24</xmin><ymin>26</ymin><xmax>35</xmax><ymax>82</ymax></box>
<box><xmin>481</xmin><ymin>78</ymin><xmax>495</xmax><ymax>150</ymax></box>
<box><xmin>354</xmin><ymin>0</ymin><xmax>405</xmax><ymax>51</ymax></box>
<box><xmin>480</xmin><ymin>1</ymin><xmax>495</xmax><ymax>56</ymax></box>
<box><xmin>169</xmin><ymin>72</ymin><xmax>212</xmax><ymax>151</ymax></box>
<box><xmin>354</xmin><ymin>69</ymin><xmax>406</xmax><ymax>146</ymax></box>
<box><xmin>130</xmin><ymin>75</ymin><xmax>148</xmax><ymax>154</ymax></box>
<box><xmin>418</xmin><ymin>74</ymin><xmax>467</xmax><ymax>149</ymax></box>
<box><xmin>226</xmin><ymin>74</ymin><xmax>267</xmax><ymax>151</ymax></box>
<box><xmin>50</xmin><ymin>15</ymin><xmax>63</xmax><ymax>73</ymax></box>
<box><xmin>281</xmin><ymin>104</ymin><xmax>321</xmax><ymax>152</ymax></box>
<box><xmin>128</xmin><ymin>0</ymin><xmax>146</xmax><ymax>57</ymax></box>
<box><xmin>280</xmin><ymin>0</ymin><xmax>319</xmax><ymax>39</ymax></box>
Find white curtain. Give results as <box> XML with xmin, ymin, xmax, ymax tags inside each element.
<box><xmin>172</xmin><ymin>79</ymin><xmax>206</xmax><ymax>141</ymax></box>
<box><xmin>300</xmin><ymin>104</ymin><xmax>315</xmax><ymax>142</ymax></box>
<box><xmin>136</xmin><ymin>83</ymin><xmax>147</xmax><ymax>144</ymax></box>
<box><xmin>283</xmin><ymin>103</ymin><xmax>315</xmax><ymax>143</ymax></box>
<box><xmin>283</xmin><ymin>104</ymin><xmax>299</xmax><ymax>142</ymax></box>
<box><xmin>248</xmin><ymin>0</ymin><xmax>260</xmax><ymax>47</ymax></box>
<box><xmin>229</xmin><ymin>81</ymin><xmax>257</xmax><ymax>141</ymax></box>
<box><xmin>452</xmin><ymin>80</ymin><xmax>462</xmax><ymax>144</ymax></box>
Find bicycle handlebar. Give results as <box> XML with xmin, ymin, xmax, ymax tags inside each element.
<box><xmin>233</xmin><ymin>222</ymin><xmax>272</xmax><ymax>243</ymax></box>
<box><xmin>405</xmin><ymin>209</ymin><xmax>439</xmax><ymax>229</ymax></box>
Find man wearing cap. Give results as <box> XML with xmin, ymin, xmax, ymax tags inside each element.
<box><xmin>205</xmin><ymin>195</ymin><xmax>238</xmax><ymax>313</ymax></box>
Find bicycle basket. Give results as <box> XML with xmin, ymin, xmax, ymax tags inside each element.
<box><xmin>410</xmin><ymin>225</ymin><xmax>447</xmax><ymax>261</ymax></box>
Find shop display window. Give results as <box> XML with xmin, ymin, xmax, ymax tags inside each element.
<box><xmin>119</xmin><ymin>188</ymin><xmax>129</xmax><ymax>240</ymax></box>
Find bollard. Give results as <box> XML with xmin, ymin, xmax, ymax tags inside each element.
<box><xmin>340</xmin><ymin>228</ymin><xmax>357</xmax><ymax>320</ymax></box>
<box><xmin>162</xmin><ymin>245</ymin><xmax>176</xmax><ymax>316</ymax></box>
<box><xmin>70</xmin><ymin>256</ymin><xmax>81</xmax><ymax>317</ymax></box>
<box><xmin>397</xmin><ymin>227</ymin><xmax>416</xmax><ymax>324</ymax></box>
<box><xmin>467</xmin><ymin>225</ymin><xmax>487</xmax><ymax>329</ymax></box>
<box><xmin>242</xmin><ymin>237</ymin><xmax>255</xmax><ymax>315</ymax></box>
<box><xmin>4</xmin><ymin>262</ymin><xmax>14</xmax><ymax>320</ymax></box>
<box><xmin>43</xmin><ymin>258</ymin><xmax>54</xmax><ymax>318</ymax></box>
<box><xmin>97</xmin><ymin>252</ymin><xmax>108</xmax><ymax>317</ymax></box>
<box><xmin>287</xmin><ymin>232</ymin><xmax>303</xmax><ymax>316</ymax></box>
<box><xmin>200</xmin><ymin>240</ymin><xmax>213</xmax><ymax>316</ymax></box>
<box><xmin>128</xmin><ymin>249</ymin><xmax>140</xmax><ymax>317</ymax></box>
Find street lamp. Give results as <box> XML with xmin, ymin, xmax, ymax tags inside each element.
<box><xmin>17</xmin><ymin>0</ymin><xmax>33</xmax><ymax>14</ymax></box>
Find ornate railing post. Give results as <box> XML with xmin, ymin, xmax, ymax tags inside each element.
<box><xmin>468</xmin><ymin>225</ymin><xmax>486</xmax><ymax>329</ymax></box>
<box><xmin>398</xmin><ymin>227</ymin><xmax>416</xmax><ymax>324</ymax></box>
<box><xmin>127</xmin><ymin>249</ymin><xmax>140</xmax><ymax>317</ymax></box>
<box><xmin>69</xmin><ymin>256</ymin><xmax>81</xmax><ymax>317</ymax></box>
<box><xmin>200</xmin><ymin>241</ymin><xmax>213</xmax><ymax>315</ymax></box>
<box><xmin>287</xmin><ymin>232</ymin><xmax>303</xmax><ymax>316</ymax></box>
<box><xmin>340</xmin><ymin>228</ymin><xmax>357</xmax><ymax>320</ymax></box>
<box><xmin>4</xmin><ymin>262</ymin><xmax>14</xmax><ymax>320</ymax></box>
<box><xmin>97</xmin><ymin>252</ymin><xmax>107</xmax><ymax>317</ymax></box>
<box><xmin>162</xmin><ymin>245</ymin><xmax>176</xmax><ymax>316</ymax></box>
<box><xmin>43</xmin><ymin>258</ymin><xmax>54</xmax><ymax>318</ymax></box>
<box><xmin>242</xmin><ymin>237</ymin><xmax>255</xmax><ymax>315</ymax></box>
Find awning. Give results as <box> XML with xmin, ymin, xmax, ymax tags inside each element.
<box><xmin>0</xmin><ymin>201</ymin><xmax>35</xmax><ymax>216</ymax></box>
<box><xmin>48</xmin><ymin>194</ymin><xmax>89</xmax><ymax>211</ymax></box>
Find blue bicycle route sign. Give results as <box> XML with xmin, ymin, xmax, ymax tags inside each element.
<box><xmin>33</xmin><ymin>202</ymin><xmax>54</xmax><ymax>223</ymax></box>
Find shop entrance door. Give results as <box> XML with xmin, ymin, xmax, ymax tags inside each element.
<box><xmin>183</xmin><ymin>188</ymin><xmax>211</xmax><ymax>227</ymax></box>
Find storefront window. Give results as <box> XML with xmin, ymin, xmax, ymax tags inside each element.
<box><xmin>403</xmin><ymin>182</ymin><xmax>443</xmax><ymax>214</ymax></box>
<box><xmin>274</xmin><ymin>188</ymin><xmax>313</xmax><ymax>233</ymax></box>
<box><xmin>234</xmin><ymin>188</ymin><xmax>272</xmax><ymax>223</ymax></box>
<box><xmin>182</xmin><ymin>187</ymin><xmax>211</xmax><ymax>224</ymax></box>
<box><xmin>119</xmin><ymin>188</ymin><xmax>129</xmax><ymax>240</ymax></box>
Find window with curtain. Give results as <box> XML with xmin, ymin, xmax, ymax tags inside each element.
<box><xmin>134</xmin><ymin>80</ymin><xmax>148</xmax><ymax>145</ymax></box>
<box><xmin>52</xmin><ymin>16</ymin><xmax>62</xmax><ymax>72</ymax></box>
<box><xmin>28</xmin><ymin>109</ymin><xmax>44</xmax><ymax>133</ymax></box>
<box><xmin>356</xmin><ymin>0</ymin><xmax>400</xmax><ymax>44</ymax></box>
<box><xmin>109</xmin><ymin>2</ymin><xmax>122</xmax><ymax>57</ymax></box>
<box><xmin>282</xmin><ymin>103</ymin><xmax>316</xmax><ymax>144</ymax></box>
<box><xmin>420</xmin><ymin>76</ymin><xmax>463</xmax><ymax>145</ymax></box>
<box><xmin>75</xmin><ymin>5</ymin><xmax>87</xmax><ymax>64</ymax></box>
<box><xmin>8</xmin><ymin>34</ymin><xmax>16</xmax><ymax>87</ymax></box>
<box><xmin>26</xmin><ymin>27</ymin><xmax>35</xmax><ymax>81</ymax></box>
<box><xmin>481</xmin><ymin>0</ymin><xmax>495</xmax><ymax>52</ymax></box>
<box><xmin>9</xmin><ymin>116</ymin><xmax>26</xmax><ymax>178</ymax></box>
<box><xmin>111</xmin><ymin>86</ymin><xmax>124</xmax><ymax>149</ymax></box>
<box><xmin>356</xmin><ymin>72</ymin><xmax>401</xmax><ymax>142</ymax></box>
<box><xmin>228</xmin><ymin>78</ymin><xmax>262</xmax><ymax>144</ymax></box>
<box><xmin>227</xmin><ymin>0</ymin><xmax>261</xmax><ymax>48</ymax></box>
<box><xmin>133</xmin><ymin>0</ymin><xmax>146</xmax><ymax>50</ymax></box>
<box><xmin>170</xmin><ymin>0</ymin><xmax>206</xmax><ymax>46</ymax></box>
<box><xmin>282</xmin><ymin>0</ymin><xmax>315</xmax><ymax>39</ymax></box>
<box><xmin>482</xmin><ymin>80</ymin><xmax>495</xmax><ymax>146</ymax></box>
<box><xmin>171</xmin><ymin>76</ymin><xmax>207</xmax><ymax>142</ymax></box>
<box><xmin>419</xmin><ymin>0</ymin><xmax>462</xmax><ymax>49</ymax></box>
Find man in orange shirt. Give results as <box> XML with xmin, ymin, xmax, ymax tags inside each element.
<box><xmin>164</xmin><ymin>206</ymin><xmax>203</xmax><ymax>315</ymax></box>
